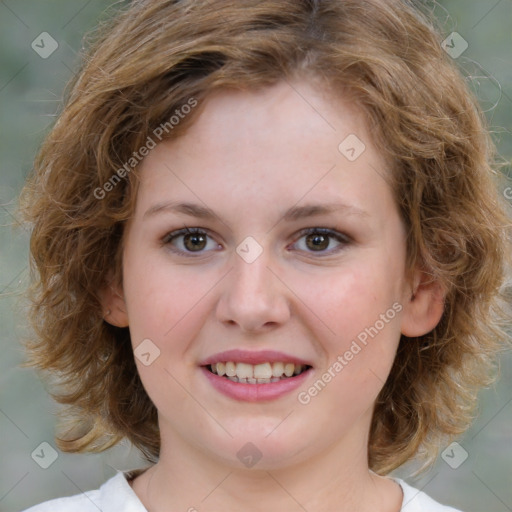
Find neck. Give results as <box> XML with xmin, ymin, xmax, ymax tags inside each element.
<box><xmin>132</xmin><ymin>412</ymin><xmax>403</xmax><ymax>512</ymax></box>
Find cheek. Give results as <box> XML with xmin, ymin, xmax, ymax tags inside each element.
<box><xmin>123</xmin><ymin>248</ymin><xmax>214</xmax><ymax>344</ymax></box>
<box><xmin>293</xmin><ymin>261</ymin><xmax>403</xmax><ymax>395</ymax></box>
<box><xmin>124</xmin><ymin>261</ymin><xmax>217</xmax><ymax>413</ymax></box>
<box><xmin>298</xmin><ymin>263</ymin><xmax>400</xmax><ymax>342</ymax></box>
<box><xmin>122</xmin><ymin>256</ymin><xmax>221</xmax><ymax>404</ymax></box>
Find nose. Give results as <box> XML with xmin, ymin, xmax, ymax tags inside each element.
<box><xmin>215</xmin><ymin>250</ymin><xmax>291</xmax><ymax>333</ymax></box>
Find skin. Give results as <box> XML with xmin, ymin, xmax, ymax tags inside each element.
<box><xmin>103</xmin><ymin>79</ymin><xmax>444</xmax><ymax>512</ymax></box>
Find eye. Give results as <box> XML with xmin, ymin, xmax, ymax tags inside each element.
<box><xmin>162</xmin><ymin>227</ymin><xmax>221</xmax><ymax>255</ymax></box>
<box><xmin>291</xmin><ymin>228</ymin><xmax>351</xmax><ymax>254</ymax></box>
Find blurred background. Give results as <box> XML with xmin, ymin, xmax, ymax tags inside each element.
<box><xmin>0</xmin><ymin>1</ymin><xmax>511</xmax><ymax>511</ymax></box>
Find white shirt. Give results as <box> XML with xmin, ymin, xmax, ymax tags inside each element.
<box><xmin>23</xmin><ymin>472</ymin><xmax>463</xmax><ymax>511</ymax></box>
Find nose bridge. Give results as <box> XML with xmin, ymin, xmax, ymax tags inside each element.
<box><xmin>216</xmin><ymin>247</ymin><xmax>290</xmax><ymax>330</ymax></box>
<box><xmin>234</xmin><ymin>253</ymin><xmax>271</xmax><ymax>296</ymax></box>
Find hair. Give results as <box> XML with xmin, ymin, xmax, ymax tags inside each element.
<box><xmin>20</xmin><ymin>0</ymin><xmax>511</xmax><ymax>474</ymax></box>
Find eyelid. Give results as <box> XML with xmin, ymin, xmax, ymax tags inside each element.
<box><xmin>161</xmin><ymin>226</ymin><xmax>352</xmax><ymax>257</ymax></box>
<box><xmin>161</xmin><ymin>227</ymin><xmax>209</xmax><ymax>244</ymax></box>
<box><xmin>161</xmin><ymin>227</ymin><xmax>222</xmax><ymax>257</ymax></box>
<box><xmin>294</xmin><ymin>227</ymin><xmax>351</xmax><ymax>242</ymax></box>
<box><xmin>290</xmin><ymin>227</ymin><xmax>352</xmax><ymax>254</ymax></box>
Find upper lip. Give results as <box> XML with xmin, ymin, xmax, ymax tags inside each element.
<box><xmin>199</xmin><ymin>349</ymin><xmax>313</xmax><ymax>367</ymax></box>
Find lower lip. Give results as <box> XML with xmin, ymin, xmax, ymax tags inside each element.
<box><xmin>200</xmin><ymin>367</ymin><xmax>312</xmax><ymax>402</ymax></box>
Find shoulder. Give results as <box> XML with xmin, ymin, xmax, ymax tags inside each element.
<box><xmin>396</xmin><ymin>478</ymin><xmax>464</xmax><ymax>512</ymax></box>
<box><xmin>22</xmin><ymin>490</ymin><xmax>100</xmax><ymax>512</ymax></box>
<box><xmin>22</xmin><ymin>472</ymin><xmax>147</xmax><ymax>512</ymax></box>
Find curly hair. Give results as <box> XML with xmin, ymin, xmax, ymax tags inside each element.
<box><xmin>20</xmin><ymin>0</ymin><xmax>511</xmax><ymax>474</ymax></box>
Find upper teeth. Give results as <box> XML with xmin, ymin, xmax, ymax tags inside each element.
<box><xmin>211</xmin><ymin>362</ymin><xmax>305</xmax><ymax>380</ymax></box>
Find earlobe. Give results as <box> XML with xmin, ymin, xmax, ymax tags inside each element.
<box><xmin>400</xmin><ymin>270</ymin><xmax>445</xmax><ymax>337</ymax></box>
<box><xmin>99</xmin><ymin>282</ymin><xmax>129</xmax><ymax>328</ymax></box>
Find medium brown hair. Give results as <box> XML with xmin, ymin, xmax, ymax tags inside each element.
<box><xmin>20</xmin><ymin>0</ymin><xmax>511</xmax><ymax>474</ymax></box>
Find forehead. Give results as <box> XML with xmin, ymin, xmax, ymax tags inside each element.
<box><xmin>175</xmin><ymin>80</ymin><xmax>368</xmax><ymax>163</ymax></box>
<box><xmin>134</xmin><ymin>79</ymin><xmax>395</xmax><ymax>225</ymax></box>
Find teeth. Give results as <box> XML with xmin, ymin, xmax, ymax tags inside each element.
<box><xmin>253</xmin><ymin>363</ymin><xmax>272</xmax><ymax>379</ymax></box>
<box><xmin>235</xmin><ymin>362</ymin><xmax>254</xmax><ymax>379</ymax></box>
<box><xmin>209</xmin><ymin>361</ymin><xmax>308</xmax><ymax>382</ymax></box>
<box><xmin>284</xmin><ymin>363</ymin><xmax>295</xmax><ymax>377</ymax></box>
<box><xmin>216</xmin><ymin>362</ymin><xmax>226</xmax><ymax>376</ymax></box>
<box><xmin>272</xmin><ymin>362</ymin><xmax>284</xmax><ymax>377</ymax></box>
<box><xmin>225</xmin><ymin>361</ymin><xmax>236</xmax><ymax>377</ymax></box>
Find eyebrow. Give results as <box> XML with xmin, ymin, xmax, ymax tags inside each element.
<box><xmin>143</xmin><ymin>201</ymin><xmax>369</xmax><ymax>222</ymax></box>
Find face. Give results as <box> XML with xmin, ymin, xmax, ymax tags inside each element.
<box><xmin>112</xmin><ymin>80</ymin><xmax>420</xmax><ymax>471</ymax></box>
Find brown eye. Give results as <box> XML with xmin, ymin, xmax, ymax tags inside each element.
<box><xmin>305</xmin><ymin>233</ymin><xmax>330</xmax><ymax>251</ymax></box>
<box><xmin>162</xmin><ymin>228</ymin><xmax>220</xmax><ymax>256</ymax></box>
<box><xmin>291</xmin><ymin>228</ymin><xmax>351</xmax><ymax>255</ymax></box>
<box><xmin>183</xmin><ymin>232</ymin><xmax>207</xmax><ymax>251</ymax></box>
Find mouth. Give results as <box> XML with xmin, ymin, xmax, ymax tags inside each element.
<box><xmin>205</xmin><ymin>361</ymin><xmax>312</xmax><ymax>384</ymax></box>
<box><xmin>199</xmin><ymin>350</ymin><xmax>314</xmax><ymax>401</ymax></box>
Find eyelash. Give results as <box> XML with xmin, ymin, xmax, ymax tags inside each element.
<box><xmin>292</xmin><ymin>227</ymin><xmax>352</xmax><ymax>255</ymax></box>
<box><xmin>161</xmin><ymin>227</ymin><xmax>352</xmax><ymax>257</ymax></box>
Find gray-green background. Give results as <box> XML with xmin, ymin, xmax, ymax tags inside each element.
<box><xmin>0</xmin><ymin>1</ymin><xmax>511</xmax><ymax>511</ymax></box>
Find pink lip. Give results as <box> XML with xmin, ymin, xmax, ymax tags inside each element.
<box><xmin>199</xmin><ymin>349</ymin><xmax>313</xmax><ymax>366</ymax></box>
<box><xmin>200</xmin><ymin>366</ymin><xmax>312</xmax><ymax>402</ymax></box>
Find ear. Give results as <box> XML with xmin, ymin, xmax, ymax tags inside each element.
<box><xmin>99</xmin><ymin>279</ymin><xmax>129</xmax><ymax>328</ymax></box>
<box><xmin>400</xmin><ymin>268</ymin><xmax>445</xmax><ymax>337</ymax></box>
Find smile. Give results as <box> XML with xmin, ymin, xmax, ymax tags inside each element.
<box><xmin>208</xmin><ymin>361</ymin><xmax>310</xmax><ymax>383</ymax></box>
<box><xmin>199</xmin><ymin>349</ymin><xmax>314</xmax><ymax>401</ymax></box>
